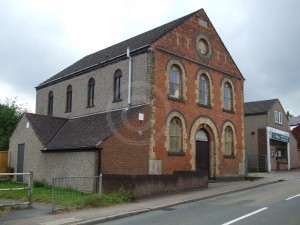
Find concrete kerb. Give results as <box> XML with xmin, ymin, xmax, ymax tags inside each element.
<box><xmin>74</xmin><ymin>178</ymin><xmax>287</xmax><ymax>225</ymax></box>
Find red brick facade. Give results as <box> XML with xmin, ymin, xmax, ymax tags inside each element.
<box><xmin>149</xmin><ymin>10</ymin><xmax>245</xmax><ymax>178</ymax></box>
<box><xmin>292</xmin><ymin>125</ymin><xmax>300</xmax><ymax>150</ymax></box>
<box><xmin>100</xmin><ymin>105</ymin><xmax>150</xmax><ymax>174</ymax></box>
<box><xmin>100</xmin><ymin>9</ymin><xmax>245</xmax><ymax>178</ymax></box>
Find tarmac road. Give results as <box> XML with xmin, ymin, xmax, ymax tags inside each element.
<box><xmin>1</xmin><ymin>170</ymin><xmax>300</xmax><ymax>225</ymax></box>
<box><xmin>98</xmin><ymin>178</ymin><xmax>300</xmax><ymax>225</ymax></box>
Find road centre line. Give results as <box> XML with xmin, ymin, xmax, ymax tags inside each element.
<box><xmin>222</xmin><ymin>207</ymin><xmax>268</xmax><ymax>225</ymax></box>
<box><xmin>285</xmin><ymin>194</ymin><xmax>300</xmax><ymax>201</ymax></box>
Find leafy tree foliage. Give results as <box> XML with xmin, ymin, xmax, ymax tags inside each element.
<box><xmin>0</xmin><ymin>98</ymin><xmax>29</xmax><ymax>150</ymax></box>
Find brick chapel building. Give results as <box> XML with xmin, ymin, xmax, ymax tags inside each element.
<box><xmin>9</xmin><ymin>9</ymin><xmax>245</xmax><ymax>184</ymax></box>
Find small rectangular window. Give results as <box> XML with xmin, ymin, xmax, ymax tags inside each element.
<box><xmin>275</xmin><ymin>111</ymin><xmax>283</xmax><ymax>124</ymax></box>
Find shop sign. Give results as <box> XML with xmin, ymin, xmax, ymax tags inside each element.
<box><xmin>271</xmin><ymin>132</ymin><xmax>289</xmax><ymax>142</ymax></box>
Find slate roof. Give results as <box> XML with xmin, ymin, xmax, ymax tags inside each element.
<box><xmin>289</xmin><ymin>117</ymin><xmax>300</xmax><ymax>126</ymax></box>
<box><xmin>37</xmin><ymin>10</ymin><xmax>196</xmax><ymax>89</ymax></box>
<box><xmin>244</xmin><ymin>99</ymin><xmax>278</xmax><ymax>116</ymax></box>
<box><xmin>26</xmin><ymin>113</ymin><xmax>68</xmax><ymax>147</ymax></box>
<box><xmin>27</xmin><ymin>105</ymin><xmax>147</xmax><ymax>151</ymax></box>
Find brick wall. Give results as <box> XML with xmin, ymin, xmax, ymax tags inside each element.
<box><xmin>100</xmin><ymin>105</ymin><xmax>150</xmax><ymax>174</ymax></box>
<box><xmin>149</xmin><ymin>10</ymin><xmax>245</xmax><ymax>177</ymax></box>
<box><xmin>258</xmin><ymin>128</ymin><xmax>267</xmax><ymax>156</ymax></box>
<box><xmin>103</xmin><ymin>170</ymin><xmax>208</xmax><ymax>197</ymax></box>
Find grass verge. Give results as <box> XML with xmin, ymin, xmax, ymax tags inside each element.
<box><xmin>0</xmin><ymin>181</ymin><xmax>135</xmax><ymax>212</ymax></box>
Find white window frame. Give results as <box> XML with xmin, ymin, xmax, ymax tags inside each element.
<box><xmin>275</xmin><ymin>111</ymin><xmax>283</xmax><ymax>124</ymax></box>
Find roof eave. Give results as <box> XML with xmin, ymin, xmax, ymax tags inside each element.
<box><xmin>244</xmin><ymin>112</ymin><xmax>268</xmax><ymax>117</ymax></box>
<box><xmin>35</xmin><ymin>44</ymin><xmax>150</xmax><ymax>90</ymax></box>
<box><xmin>41</xmin><ymin>146</ymin><xmax>100</xmax><ymax>153</ymax></box>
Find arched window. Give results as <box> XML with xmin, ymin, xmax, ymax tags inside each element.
<box><xmin>223</xmin><ymin>82</ymin><xmax>232</xmax><ymax>111</ymax></box>
<box><xmin>114</xmin><ymin>70</ymin><xmax>122</xmax><ymax>101</ymax></box>
<box><xmin>87</xmin><ymin>78</ymin><xmax>95</xmax><ymax>107</ymax></box>
<box><xmin>169</xmin><ymin>65</ymin><xmax>182</xmax><ymax>99</ymax></box>
<box><xmin>196</xmin><ymin>129</ymin><xmax>209</xmax><ymax>142</ymax></box>
<box><xmin>224</xmin><ymin>126</ymin><xmax>234</xmax><ymax>156</ymax></box>
<box><xmin>66</xmin><ymin>85</ymin><xmax>72</xmax><ymax>112</ymax></box>
<box><xmin>48</xmin><ymin>91</ymin><xmax>53</xmax><ymax>116</ymax></box>
<box><xmin>199</xmin><ymin>75</ymin><xmax>209</xmax><ymax>105</ymax></box>
<box><xmin>169</xmin><ymin>117</ymin><xmax>182</xmax><ymax>153</ymax></box>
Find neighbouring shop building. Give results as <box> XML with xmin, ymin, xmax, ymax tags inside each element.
<box><xmin>244</xmin><ymin>99</ymin><xmax>298</xmax><ymax>172</ymax></box>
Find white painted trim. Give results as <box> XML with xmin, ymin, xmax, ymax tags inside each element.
<box><xmin>266</xmin><ymin>126</ymin><xmax>290</xmax><ymax>171</ymax></box>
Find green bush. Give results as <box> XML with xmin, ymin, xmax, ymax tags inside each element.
<box><xmin>33</xmin><ymin>180</ymin><xmax>48</xmax><ymax>188</ymax></box>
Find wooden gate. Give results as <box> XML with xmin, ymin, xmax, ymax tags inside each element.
<box><xmin>0</xmin><ymin>151</ymin><xmax>8</xmax><ymax>177</ymax></box>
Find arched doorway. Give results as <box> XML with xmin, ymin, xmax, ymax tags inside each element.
<box><xmin>196</xmin><ymin>129</ymin><xmax>210</xmax><ymax>177</ymax></box>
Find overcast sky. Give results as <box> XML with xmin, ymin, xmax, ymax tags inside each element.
<box><xmin>0</xmin><ymin>0</ymin><xmax>299</xmax><ymax>115</ymax></box>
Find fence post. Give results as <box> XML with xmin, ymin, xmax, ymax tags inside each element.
<box><xmin>99</xmin><ymin>173</ymin><xmax>102</xmax><ymax>196</ymax></box>
<box><xmin>28</xmin><ymin>171</ymin><xmax>33</xmax><ymax>208</ymax></box>
<box><xmin>52</xmin><ymin>178</ymin><xmax>55</xmax><ymax>212</ymax></box>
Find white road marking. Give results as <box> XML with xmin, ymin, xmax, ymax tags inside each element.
<box><xmin>39</xmin><ymin>218</ymin><xmax>82</xmax><ymax>225</ymax></box>
<box><xmin>222</xmin><ymin>207</ymin><xmax>268</xmax><ymax>225</ymax></box>
<box><xmin>285</xmin><ymin>194</ymin><xmax>300</xmax><ymax>201</ymax></box>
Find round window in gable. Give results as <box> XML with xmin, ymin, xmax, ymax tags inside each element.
<box><xmin>196</xmin><ymin>35</ymin><xmax>212</xmax><ymax>61</ymax></box>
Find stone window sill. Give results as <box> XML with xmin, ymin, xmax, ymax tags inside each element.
<box><xmin>112</xmin><ymin>99</ymin><xmax>122</xmax><ymax>103</ymax></box>
<box><xmin>198</xmin><ymin>103</ymin><xmax>212</xmax><ymax>109</ymax></box>
<box><xmin>168</xmin><ymin>96</ymin><xmax>185</xmax><ymax>103</ymax></box>
<box><xmin>168</xmin><ymin>151</ymin><xmax>185</xmax><ymax>156</ymax></box>
<box><xmin>223</xmin><ymin>109</ymin><xmax>235</xmax><ymax>114</ymax></box>
<box><xmin>223</xmin><ymin>155</ymin><xmax>235</xmax><ymax>159</ymax></box>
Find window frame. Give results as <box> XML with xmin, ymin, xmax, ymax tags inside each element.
<box><xmin>224</xmin><ymin>126</ymin><xmax>234</xmax><ymax>157</ymax></box>
<box><xmin>66</xmin><ymin>85</ymin><xmax>72</xmax><ymax>112</ymax></box>
<box><xmin>87</xmin><ymin>78</ymin><xmax>95</xmax><ymax>107</ymax></box>
<box><xmin>169</xmin><ymin>65</ymin><xmax>182</xmax><ymax>99</ymax></box>
<box><xmin>48</xmin><ymin>91</ymin><xmax>53</xmax><ymax>116</ymax></box>
<box><xmin>223</xmin><ymin>82</ymin><xmax>232</xmax><ymax>111</ymax></box>
<box><xmin>113</xmin><ymin>70</ymin><xmax>122</xmax><ymax>102</ymax></box>
<box><xmin>169</xmin><ymin>117</ymin><xmax>183</xmax><ymax>154</ymax></box>
<box><xmin>275</xmin><ymin>110</ymin><xmax>283</xmax><ymax>124</ymax></box>
<box><xmin>199</xmin><ymin>74</ymin><xmax>209</xmax><ymax>106</ymax></box>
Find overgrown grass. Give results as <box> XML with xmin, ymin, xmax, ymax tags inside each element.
<box><xmin>0</xmin><ymin>180</ymin><xmax>135</xmax><ymax>211</ymax></box>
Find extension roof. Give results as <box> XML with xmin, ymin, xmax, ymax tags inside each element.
<box><xmin>36</xmin><ymin>10</ymin><xmax>196</xmax><ymax>89</ymax></box>
<box><xmin>244</xmin><ymin>99</ymin><xmax>278</xmax><ymax>116</ymax></box>
<box><xmin>26</xmin><ymin>105</ymin><xmax>146</xmax><ymax>151</ymax></box>
<box><xmin>289</xmin><ymin>117</ymin><xmax>300</xmax><ymax>126</ymax></box>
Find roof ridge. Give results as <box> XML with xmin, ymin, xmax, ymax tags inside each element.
<box><xmin>244</xmin><ymin>98</ymin><xmax>278</xmax><ymax>104</ymax></box>
<box><xmin>37</xmin><ymin>9</ymin><xmax>201</xmax><ymax>88</ymax></box>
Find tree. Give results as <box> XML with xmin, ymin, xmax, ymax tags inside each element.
<box><xmin>0</xmin><ymin>98</ymin><xmax>29</xmax><ymax>150</ymax></box>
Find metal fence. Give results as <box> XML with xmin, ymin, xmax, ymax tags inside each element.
<box><xmin>0</xmin><ymin>171</ymin><xmax>33</xmax><ymax>208</ymax></box>
<box><xmin>52</xmin><ymin>175</ymin><xmax>102</xmax><ymax>212</ymax></box>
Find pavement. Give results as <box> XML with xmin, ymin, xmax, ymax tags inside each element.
<box><xmin>1</xmin><ymin>169</ymin><xmax>300</xmax><ymax>225</ymax></box>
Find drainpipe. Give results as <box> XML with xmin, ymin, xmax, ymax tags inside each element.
<box><xmin>127</xmin><ymin>47</ymin><xmax>132</xmax><ymax>107</ymax></box>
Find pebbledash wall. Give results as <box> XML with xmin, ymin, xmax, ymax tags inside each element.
<box><xmin>35</xmin><ymin>53</ymin><xmax>149</xmax><ymax>118</ymax></box>
<box><xmin>9</xmin><ymin>115</ymin><xmax>96</xmax><ymax>184</ymax></box>
<box><xmin>148</xmin><ymin>10</ymin><xmax>245</xmax><ymax>178</ymax></box>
